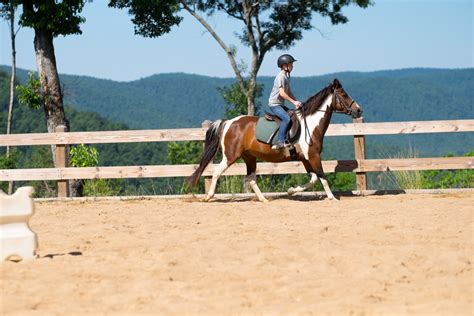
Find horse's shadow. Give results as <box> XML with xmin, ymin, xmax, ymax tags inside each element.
<box><xmin>187</xmin><ymin>193</ymin><xmax>331</xmax><ymax>203</ymax></box>
<box><xmin>273</xmin><ymin>194</ymin><xmax>326</xmax><ymax>202</ymax></box>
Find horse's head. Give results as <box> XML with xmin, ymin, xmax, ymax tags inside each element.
<box><xmin>331</xmin><ymin>79</ymin><xmax>363</xmax><ymax>119</ymax></box>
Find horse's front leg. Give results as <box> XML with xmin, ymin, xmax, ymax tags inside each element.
<box><xmin>288</xmin><ymin>172</ymin><xmax>318</xmax><ymax>195</ymax></box>
<box><xmin>318</xmin><ymin>175</ymin><xmax>337</xmax><ymax>200</ymax></box>
<box><xmin>306</xmin><ymin>157</ymin><xmax>338</xmax><ymax>200</ymax></box>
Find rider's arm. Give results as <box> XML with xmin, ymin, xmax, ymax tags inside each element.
<box><xmin>279</xmin><ymin>88</ymin><xmax>302</xmax><ymax>108</ymax></box>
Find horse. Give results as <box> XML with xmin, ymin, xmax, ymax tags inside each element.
<box><xmin>188</xmin><ymin>78</ymin><xmax>363</xmax><ymax>202</ymax></box>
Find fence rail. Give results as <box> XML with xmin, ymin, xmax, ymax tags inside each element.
<box><xmin>1</xmin><ymin>120</ymin><xmax>473</xmax><ymax>146</ymax></box>
<box><xmin>1</xmin><ymin>119</ymin><xmax>473</xmax><ymax>197</ymax></box>
<box><xmin>1</xmin><ymin>157</ymin><xmax>472</xmax><ymax>181</ymax></box>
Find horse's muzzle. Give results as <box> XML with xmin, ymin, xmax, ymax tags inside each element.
<box><xmin>352</xmin><ymin>108</ymin><xmax>363</xmax><ymax>119</ymax></box>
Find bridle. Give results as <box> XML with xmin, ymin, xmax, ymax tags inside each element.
<box><xmin>298</xmin><ymin>85</ymin><xmax>358</xmax><ymax>146</ymax></box>
<box><xmin>333</xmin><ymin>88</ymin><xmax>357</xmax><ymax>116</ymax></box>
<box><xmin>297</xmin><ymin>87</ymin><xmax>356</xmax><ymax>116</ymax></box>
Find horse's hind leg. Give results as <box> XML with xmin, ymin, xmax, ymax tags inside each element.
<box><xmin>243</xmin><ymin>154</ymin><xmax>268</xmax><ymax>203</ymax></box>
<box><xmin>202</xmin><ymin>157</ymin><xmax>230</xmax><ymax>202</ymax></box>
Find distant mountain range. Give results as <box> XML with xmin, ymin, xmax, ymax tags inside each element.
<box><xmin>1</xmin><ymin>66</ymin><xmax>473</xmax><ymax>156</ymax></box>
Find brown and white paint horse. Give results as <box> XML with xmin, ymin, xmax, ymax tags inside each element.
<box><xmin>188</xmin><ymin>78</ymin><xmax>363</xmax><ymax>202</ymax></box>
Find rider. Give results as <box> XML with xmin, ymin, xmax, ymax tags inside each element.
<box><xmin>268</xmin><ymin>54</ymin><xmax>302</xmax><ymax>149</ymax></box>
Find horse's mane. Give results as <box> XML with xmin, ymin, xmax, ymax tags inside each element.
<box><xmin>301</xmin><ymin>82</ymin><xmax>333</xmax><ymax>116</ymax></box>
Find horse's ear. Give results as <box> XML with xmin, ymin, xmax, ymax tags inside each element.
<box><xmin>333</xmin><ymin>78</ymin><xmax>341</xmax><ymax>88</ymax></box>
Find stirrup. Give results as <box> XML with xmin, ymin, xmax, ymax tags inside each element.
<box><xmin>272</xmin><ymin>140</ymin><xmax>290</xmax><ymax>150</ymax></box>
<box><xmin>271</xmin><ymin>141</ymin><xmax>285</xmax><ymax>150</ymax></box>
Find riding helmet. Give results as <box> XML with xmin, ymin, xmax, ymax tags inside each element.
<box><xmin>277</xmin><ymin>54</ymin><xmax>297</xmax><ymax>68</ymax></box>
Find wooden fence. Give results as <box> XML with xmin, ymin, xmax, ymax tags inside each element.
<box><xmin>1</xmin><ymin>119</ymin><xmax>473</xmax><ymax>197</ymax></box>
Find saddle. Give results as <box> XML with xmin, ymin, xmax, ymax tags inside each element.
<box><xmin>255</xmin><ymin>106</ymin><xmax>301</xmax><ymax>146</ymax></box>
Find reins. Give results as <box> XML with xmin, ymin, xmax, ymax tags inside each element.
<box><xmin>299</xmin><ymin>106</ymin><xmax>314</xmax><ymax>146</ymax></box>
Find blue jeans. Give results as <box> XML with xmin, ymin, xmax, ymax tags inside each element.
<box><xmin>269</xmin><ymin>105</ymin><xmax>290</xmax><ymax>142</ymax></box>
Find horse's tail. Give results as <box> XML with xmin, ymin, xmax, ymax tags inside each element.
<box><xmin>188</xmin><ymin>120</ymin><xmax>226</xmax><ymax>187</ymax></box>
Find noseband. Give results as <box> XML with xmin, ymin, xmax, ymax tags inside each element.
<box><xmin>333</xmin><ymin>88</ymin><xmax>355</xmax><ymax>116</ymax></box>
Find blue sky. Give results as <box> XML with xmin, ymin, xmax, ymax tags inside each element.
<box><xmin>1</xmin><ymin>0</ymin><xmax>473</xmax><ymax>81</ymax></box>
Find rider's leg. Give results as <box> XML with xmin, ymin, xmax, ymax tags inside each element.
<box><xmin>269</xmin><ymin>105</ymin><xmax>290</xmax><ymax>146</ymax></box>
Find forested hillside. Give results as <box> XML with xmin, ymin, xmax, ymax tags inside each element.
<box><xmin>5</xmin><ymin>66</ymin><xmax>472</xmax><ymax>127</ymax></box>
<box><xmin>2</xmin><ymin>66</ymin><xmax>472</xmax><ymax>157</ymax></box>
<box><xmin>1</xmin><ymin>68</ymin><xmax>472</xmax><ymax>195</ymax></box>
<box><xmin>0</xmin><ymin>71</ymin><xmax>168</xmax><ymax>168</ymax></box>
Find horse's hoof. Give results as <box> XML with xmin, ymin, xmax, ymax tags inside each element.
<box><xmin>261</xmin><ymin>198</ymin><xmax>270</xmax><ymax>203</ymax></box>
<box><xmin>287</xmin><ymin>187</ymin><xmax>296</xmax><ymax>196</ymax></box>
<box><xmin>328</xmin><ymin>196</ymin><xmax>339</xmax><ymax>201</ymax></box>
<box><xmin>200</xmin><ymin>196</ymin><xmax>212</xmax><ymax>202</ymax></box>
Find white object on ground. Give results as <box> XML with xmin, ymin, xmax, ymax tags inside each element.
<box><xmin>0</xmin><ymin>186</ymin><xmax>38</xmax><ymax>261</ymax></box>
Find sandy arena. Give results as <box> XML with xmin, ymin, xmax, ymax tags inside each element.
<box><xmin>1</xmin><ymin>193</ymin><xmax>473</xmax><ymax>315</ymax></box>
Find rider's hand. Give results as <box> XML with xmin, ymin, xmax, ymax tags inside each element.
<box><xmin>294</xmin><ymin>100</ymin><xmax>302</xmax><ymax>109</ymax></box>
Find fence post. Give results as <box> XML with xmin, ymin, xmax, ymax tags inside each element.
<box><xmin>201</xmin><ymin>120</ymin><xmax>212</xmax><ymax>194</ymax></box>
<box><xmin>353</xmin><ymin>118</ymin><xmax>367</xmax><ymax>194</ymax></box>
<box><xmin>55</xmin><ymin>125</ymin><xmax>69</xmax><ymax>198</ymax></box>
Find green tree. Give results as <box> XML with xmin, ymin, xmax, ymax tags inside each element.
<box><xmin>70</xmin><ymin>144</ymin><xmax>120</xmax><ymax>197</ymax></box>
<box><xmin>24</xmin><ymin>146</ymin><xmax>56</xmax><ymax>198</ymax></box>
<box><xmin>167</xmin><ymin>141</ymin><xmax>203</xmax><ymax>165</ymax></box>
<box><xmin>421</xmin><ymin>151</ymin><xmax>474</xmax><ymax>189</ymax></box>
<box><xmin>110</xmin><ymin>0</ymin><xmax>372</xmax><ymax>116</ymax></box>
<box><xmin>0</xmin><ymin>3</ymin><xmax>18</xmax><ymax>144</ymax></box>
<box><xmin>182</xmin><ymin>0</ymin><xmax>372</xmax><ymax>115</ymax></box>
<box><xmin>1</xmin><ymin>2</ymin><xmax>19</xmax><ymax>194</ymax></box>
<box><xmin>219</xmin><ymin>80</ymin><xmax>263</xmax><ymax>118</ymax></box>
<box><xmin>16</xmin><ymin>72</ymin><xmax>43</xmax><ymax>110</ymax></box>
<box><xmin>70</xmin><ymin>144</ymin><xmax>99</xmax><ymax>168</ymax></box>
<box><xmin>0</xmin><ymin>149</ymin><xmax>17</xmax><ymax>193</ymax></box>
<box><xmin>3</xmin><ymin>0</ymin><xmax>88</xmax><ymax>166</ymax></box>
<box><xmin>109</xmin><ymin>0</ymin><xmax>182</xmax><ymax>37</ymax></box>
<box><xmin>167</xmin><ymin>140</ymin><xmax>205</xmax><ymax>193</ymax></box>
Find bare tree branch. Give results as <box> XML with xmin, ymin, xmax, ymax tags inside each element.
<box><xmin>180</xmin><ymin>0</ymin><xmax>247</xmax><ymax>97</ymax></box>
<box><xmin>254</xmin><ymin>5</ymin><xmax>263</xmax><ymax>47</ymax></box>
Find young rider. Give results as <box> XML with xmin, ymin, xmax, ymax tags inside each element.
<box><xmin>268</xmin><ymin>54</ymin><xmax>302</xmax><ymax>149</ymax></box>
